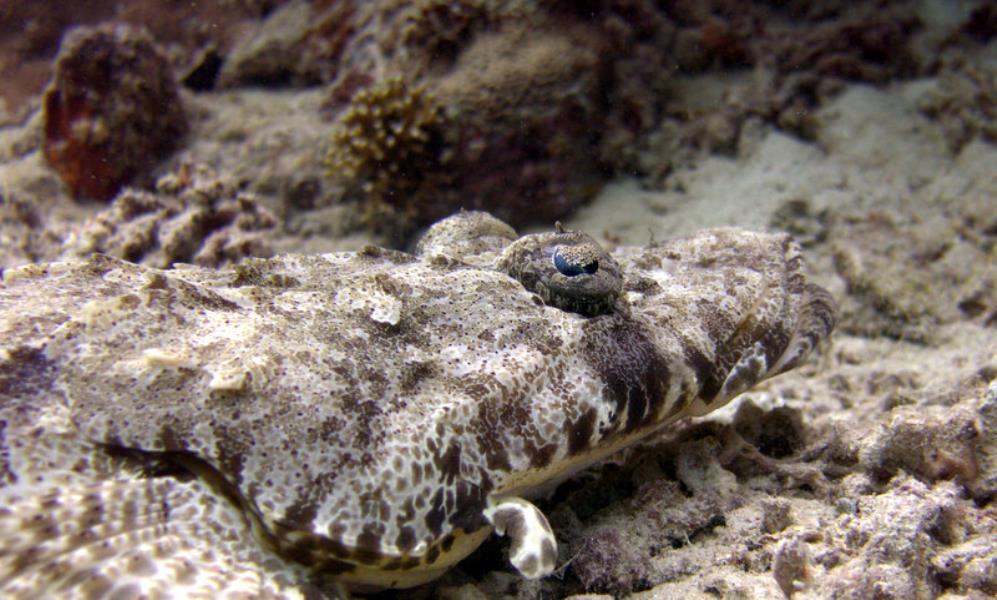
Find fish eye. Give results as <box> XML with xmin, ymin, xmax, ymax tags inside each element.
<box><xmin>553</xmin><ymin>246</ymin><xmax>599</xmax><ymax>277</ymax></box>
<box><xmin>497</xmin><ymin>229</ymin><xmax>622</xmax><ymax>317</ymax></box>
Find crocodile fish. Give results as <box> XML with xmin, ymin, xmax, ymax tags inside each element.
<box><xmin>0</xmin><ymin>211</ymin><xmax>835</xmax><ymax>597</ymax></box>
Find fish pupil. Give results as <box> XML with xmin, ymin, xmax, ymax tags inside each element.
<box><xmin>553</xmin><ymin>248</ymin><xmax>598</xmax><ymax>277</ymax></box>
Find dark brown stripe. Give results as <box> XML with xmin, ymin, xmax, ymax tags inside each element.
<box><xmin>436</xmin><ymin>440</ymin><xmax>462</xmax><ymax>484</ymax></box>
<box><xmin>425</xmin><ymin>488</ymin><xmax>446</xmax><ymax>536</ymax></box>
<box><xmin>396</xmin><ymin>525</ymin><xmax>417</xmax><ymax>553</ymax></box>
<box><xmin>354</xmin><ymin>521</ymin><xmax>387</xmax><ymax>563</ymax></box>
<box><xmin>451</xmin><ymin>478</ymin><xmax>489</xmax><ymax>532</ymax></box>
<box><xmin>566</xmin><ymin>408</ymin><xmax>597</xmax><ymax>455</ymax></box>
<box><xmin>529</xmin><ymin>442</ymin><xmax>558</xmax><ymax>468</ymax></box>
<box><xmin>580</xmin><ymin>314</ymin><xmax>670</xmax><ymax>435</ymax></box>
<box><xmin>315</xmin><ymin>558</ymin><xmax>355</xmax><ymax>575</ymax></box>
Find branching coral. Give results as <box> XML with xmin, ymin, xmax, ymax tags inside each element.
<box><xmin>325</xmin><ymin>76</ymin><xmax>449</xmax><ymax>226</ymax></box>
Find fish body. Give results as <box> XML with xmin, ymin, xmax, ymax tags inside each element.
<box><xmin>0</xmin><ymin>212</ymin><xmax>835</xmax><ymax>596</ymax></box>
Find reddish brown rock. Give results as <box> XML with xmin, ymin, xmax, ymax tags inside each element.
<box><xmin>0</xmin><ymin>1</ymin><xmax>283</xmax><ymax>121</ymax></box>
<box><xmin>42</xmin><ymin>24</ymin><xmax>187</xmax><ymax>201</ymax></box>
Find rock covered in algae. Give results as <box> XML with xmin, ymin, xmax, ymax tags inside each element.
<box><xmin>324</xmin><ymin>21</ymin><xmax>611</xmax><ymax>233</ymax></box>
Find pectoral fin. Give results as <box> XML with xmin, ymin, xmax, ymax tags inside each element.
<box><xmin>483</xmin><ymin>496</ymin><xmax>557</xmax><ymax>579</ymax></box>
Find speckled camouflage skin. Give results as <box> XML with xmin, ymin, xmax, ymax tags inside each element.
<box><xmin>0</xmin><ymin>211</ymin><xmax>835</xmax><ymax>597</ymax></box>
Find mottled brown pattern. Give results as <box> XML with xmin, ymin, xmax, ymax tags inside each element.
<box><xmin>580</xmin><ymin>314</ymin><xmax>671</xmax><ymax>435</ymax></box>
<box><xmin>0</xmin><ymin>211</ymin><xmax>834</xmax><ymax>595</ymax></box>
<box><xmin>0</xmin><ymin>347</ymin><xmax>55</xmax><ymax>399</ymax></box>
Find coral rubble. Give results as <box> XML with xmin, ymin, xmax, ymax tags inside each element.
<box><xmin>61</xmin><ymin>163</ymin><xmax>277</xmax><ymax>268</ymax></box>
